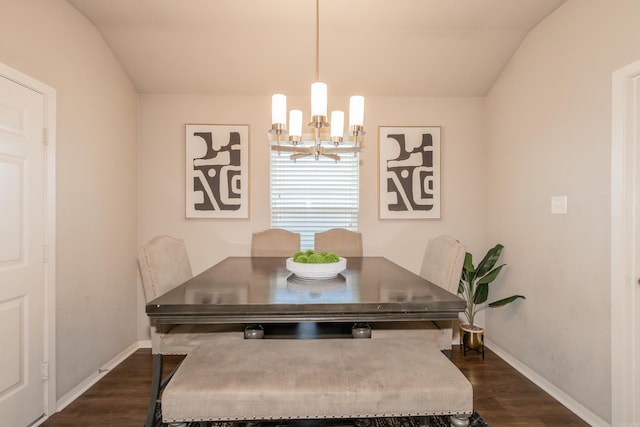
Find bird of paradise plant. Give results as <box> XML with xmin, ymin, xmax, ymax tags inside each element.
<box><xmin>458</xmin><ymin>243</ymin><xmax>525</xmax><ymax>328</ymax></box>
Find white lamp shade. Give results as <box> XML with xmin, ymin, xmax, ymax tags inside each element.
<box><xmin>330</xmin><ymin>111</ymin><xmax>344</xmax><ymax>138</ymax></box>
<box><xmin>272</xmin><ymin>94</ymin><xmax>287</xmax><ymax>125</ymax></box>
<box><xmin>311</xmin><ymin>82</ymin><xmax>328</xmax><ymax>118</ymax></box>
<box><xmin>349</xmin><ymin>95</ymin><xmax>364</xmax><ymax>127</ymax></box>
<box><xmin>289</xmin><ymin>110</ymin><xmax>303</xmax><ymax>137</ymax></box>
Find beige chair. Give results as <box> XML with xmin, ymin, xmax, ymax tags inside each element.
<box><xmin>313</xmin><ymin>228</ymin><xmax>364</xmax><ymax>338</ymax></box>
<box><xmin>138</xmin><ymin>235</ymin><xmax>243</xmax><ymax>427</ymax></box>
<box><xmin>314</xmin><ymin>228</ymin><xmax>363</xmax><ymax>257</ymax></box>
<box><xmin>251</xmin><ymin>228</ymin><xmax>300</xmax><ymax>256</ymax></box>
<box><xmin>418</xmin><ymin>234</ymin><xmax>466</xmax><ymax>294</ymax></box>
<box><xmin>371</xmin><ymin>235</ymin><xmax>466</xmax><ymax>352</ymax></box>
<box><xmin>250</xmin><ymin>228</ymin><xmax>302</xmax><ymax>338</ymax></box>
<box><xmin>139</xmin><ymin>235</ymin><xmax>192</xmax><ymax>303</ymax></box>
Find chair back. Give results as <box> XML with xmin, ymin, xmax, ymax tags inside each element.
<box><xmin>419</xmin><ymin>235</ymin><xmax>466</xmax><ymax>294</ymax></box>
<box><xmin>138</xmin><ymin>235</ymin><xmax>193</xmax><ymax>302</ymax></box>
<box><xmin>314</xmin><ymin>228</ymin><xmax>363</xmax><ymax>257</ymax></box>
<box><xmin>251</xmin><ymin>228</ymin><xmax>300</xmax><ymax>257</ymax></box>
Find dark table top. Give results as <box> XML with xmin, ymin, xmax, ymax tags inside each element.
<box><xmin>146</xmin><ymin>256</ymin><xmax>466</xmax><ymax>324</ymax></box>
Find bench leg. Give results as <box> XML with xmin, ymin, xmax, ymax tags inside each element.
<box><xmin>145</xmin><ymin>354</ymin><xmax>185</xmax><ymax>427</ymax></box>
<box><xmin>449</xmin><ymin>414</ymin><xmax>470</xmax><ymax>427</ymax></box>
<box><xmin>144</xmin><ymin>353</ymin><xmax>163</xmax><ymax>427</ymax></box>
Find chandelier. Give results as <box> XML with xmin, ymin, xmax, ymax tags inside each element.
<box><xmin>268</xmin><ymin>0</ymin><xmax>365</xmax><ymax>161</ymax></box>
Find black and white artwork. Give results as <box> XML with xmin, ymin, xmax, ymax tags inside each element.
<box><xmin>378</xmin><ymin>126</ymin><xmax>441</xmax><ymax>219</ymax></box>
<box><xmin>185</xmin><ymin>124</ymin><xmax>249</xmax><ymax>218</ymax></box>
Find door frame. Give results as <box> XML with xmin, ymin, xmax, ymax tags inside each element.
<box><xmin>611</xmin><ymin>59</ymin><xmax>640</xmax><ymax>426</ymax></box>
<box><xmin>0</xmin><ymin>62</ymin><xmax>57</xmax><ymax>419</ymax></box>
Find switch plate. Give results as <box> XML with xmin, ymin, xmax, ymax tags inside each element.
<box><xmin>551</xmin><ymin>196</ymin><xmax>568</xmax><ymax>214</ymax></box>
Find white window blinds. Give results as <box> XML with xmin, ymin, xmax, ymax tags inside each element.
<box><xmin>270</xmin><ymin>152</ymin><xmax>360</xmax><ymax>250</ymax></box>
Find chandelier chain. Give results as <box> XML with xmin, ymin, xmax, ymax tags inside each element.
<box><xmin>315</xmin><ymin>0</ymin><xmax>320</xmax><ymax>82</ymax></box>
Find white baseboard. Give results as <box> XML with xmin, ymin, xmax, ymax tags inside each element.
<box><xmin>485</xmin><ymin>339</ymin><xmax>610</xmax><ymax>427</ymax></box>
<box><xmin>55</xmin><ymin>342</ymin><xmax>141</xmax><ymax>412</ymax></box>
<box><xmin>139</xmin><ymin>339</ymin><xmax>151</xmax><ymax>348</ymax></box>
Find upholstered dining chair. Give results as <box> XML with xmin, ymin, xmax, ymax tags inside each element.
<box><xmin>310</xmin><ymin>228</ymin><xmax>365</xmax><ymax>338</ymax></box>
<box><xmin>251</xmin><ymin>228</ymin><xmax>300</xmax><ymax>256</ymax></box>
<box><xmin>314</xmin><ymin>228</ymin><xmax>363</xmax><ymax>257</ymax></box>
<box><xmin>138</xmin><ymin>235</ymin><xmax>243</xmax><ymax>427</ymax></box>
<box><xmin>418</xmin><ymin>234</ymin><xmax>466</xmax><ymax>294</ymax></box>
<box><xmin>370</xmin><ymin>234</ymin><xmax>466</xmax><ymax>352</ymax></box>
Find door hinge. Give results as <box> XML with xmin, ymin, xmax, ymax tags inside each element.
<box><xmin>43</xmin><ymin>127</ymin><xmax>49</xmax><ymax>145</ymax></box>
<box><xmin>42</xmin><ymin>361</ymin><xmax>49</xmax><ymax>380</ymax></box>
<box><xmin>43</xmin><ymin>244</ymin><xmax>49</xmax><ymax>263</ymax></box>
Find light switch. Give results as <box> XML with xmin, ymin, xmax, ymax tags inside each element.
<box><xmin>551</xmin><ymin>196</ymin><xmax>567</xmax><ymax>214</ymax></box>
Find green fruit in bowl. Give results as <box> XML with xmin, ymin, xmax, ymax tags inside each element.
<box><xmin>307</xmin><ymin>254</ymin><xmax>323</xmax><ymax>263</ymax></box>
<box><xmin>292</xmin><ymin>250</ymin><xmax>340</xmax><ymax>263</ymax></box>
<box><xmin>294</xmin><ymin>254</ymin><xmax>309</xmax><ymax>263</ymax></box>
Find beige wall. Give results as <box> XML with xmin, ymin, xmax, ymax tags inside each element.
<box><xmin>484</xmin><ymin>0</ymin><xmax>640</xmax><ymax>422</ymax></box>
<box><xmin>0</xmin><ymin>0</ymin><xmax>139</xmax><ymax>398</ymax></box>
<box><xmin>136</xmin><ymin>94</ymin><xmax>487</xmax><ymax>338</ymax></box>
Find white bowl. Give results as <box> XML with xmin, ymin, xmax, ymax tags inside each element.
<box><xmin>286</xmin><ymin>257</ymin><xmax>347</xmax><ymax>280</ymax></box>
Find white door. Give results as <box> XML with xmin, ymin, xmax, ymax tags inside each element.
<box><xmin>633</xmin><ymin>79</ymin><xmax>640</xmax><ymax>424</ymax></box>
<box><xmin>611</xmin><ymin>59</ymin><xmax>640</xmax><ymax>426</ymax></box>
<box><xmin>0</xmin><ymin>75</ymin><xmax>46</xmax><ymax>426</ymax></box>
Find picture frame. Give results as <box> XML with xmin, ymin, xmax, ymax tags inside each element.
<box><xmin>185</xmin><ymin>124</ymin><xmax>250</xmax><ymax>219</ymax></box>
<box><xmin>378</xmin><ymin>126</ymin><xmax>441</xmax><ymax>219</ymax></box>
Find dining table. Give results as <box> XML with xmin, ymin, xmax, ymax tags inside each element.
<box><xmin>146</xmin><ymin>256</ymin><xmax>467</xmax><ymax>332</ymax></box>
<box><xmin>144</xmin><ymin>256</ymin><xmax>470</xmax><ymax>426</ymax></box>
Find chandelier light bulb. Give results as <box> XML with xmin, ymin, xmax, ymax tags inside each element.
<box><xmin>272</xmin><ymin>94</ymin><xmax>287</xmax><ymax>126</ymax></box>
<box><xmin>330</xmin><ymin>111</ymin><xmax>344</xmax><ymax>138</ymax></box>
<box><xmin>349</xmin><ymin>95</ymin><xmax>365</xmax><ymax>128</ymax></box>
<box><xmin>289</xmin><ymin>110</ymin><xmax>303</xmax><ymax>138</ymax></box>
<box><xmin>311</xmin><ymin>82</ymin><xmax>328</xmax><ymax>118</ymax></box>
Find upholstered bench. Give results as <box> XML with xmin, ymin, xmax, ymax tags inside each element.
<box><xmin>162</xmin><ymin>337</ymin><xmax>473</xmax><ymax>427</ymax></box>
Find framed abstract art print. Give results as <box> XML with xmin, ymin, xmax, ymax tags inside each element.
<box><xmin>185</xmin><ymin>124</ymin><xmax>250</xmax><ymax>219</ymax></box>
<box><xmin>378</xmin><ymin>126</ymin><xmax>441</xmax><ymax>219</ymax></box>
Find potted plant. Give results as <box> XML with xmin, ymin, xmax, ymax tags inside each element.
<box><xmin>458</xmin><ymin>243</ymin><xmax>525</xmax><ymax>350</ymax></box>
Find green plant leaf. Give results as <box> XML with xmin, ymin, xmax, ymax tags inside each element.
<box><xmin>473</xmin><ymin>283</ymin><xmax>489</xmax><ymax>304</ymax></box>
<box><xmin>475</xmin><ymin>244</ymin><xmax>504</xmax><ymax>278</ymax></box>
<box><xmin>477</xmin><ymin>264</ymin><xmax>505</xmax><ymax>285</ymax></box>
<box><xmin>488</xmin><ymin>295</ymin><xmax>526</xmax><ymax>307</ymax></box>
<box><xmin>460</xmin><ymin>271</ymin><xmax>472</xmax><ymax>294</ymax></box>
<box><xmin>463</xmin><ymin>252</ymin><xmax>474</xmax><ymax>272</ymax></box>
<box><xmin>463</xmin><ymin>252</ymin><xmax>474</xmax><ymax>270</ymax></box>
<box><xmin>462</xmin><ymin>252</ymin><xmax>475</xmax><ymax>283</ymax></box>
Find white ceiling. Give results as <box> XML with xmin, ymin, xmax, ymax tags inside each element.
<box><xmin>66</xmin><ymin>0</ymin><xmax>566</xmax><ymax>97</ymax></box>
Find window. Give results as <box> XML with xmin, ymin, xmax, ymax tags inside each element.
<box><xmin>270</xmin><ymin>153</ymin><xmax>359</xmax><ymax>250</ymax></box>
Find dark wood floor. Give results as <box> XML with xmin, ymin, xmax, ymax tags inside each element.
<box><xmin>41</xmin><ymin>345</ymin><xmax>589</xmax><ymax>427</ymax></box>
